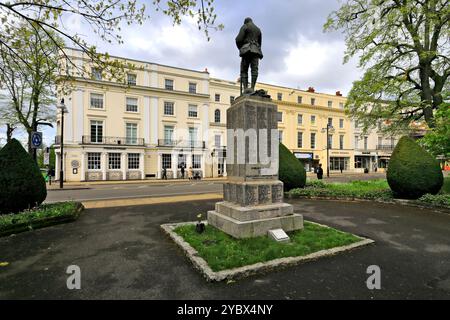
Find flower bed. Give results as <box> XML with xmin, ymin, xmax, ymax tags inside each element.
<box><xmin>0</xmin><ymin>202</ymin><xmax>84</xmax><ymax>237</ymax></box>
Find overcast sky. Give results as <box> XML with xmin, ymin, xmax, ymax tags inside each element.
<box><xmin>71</xmin><ymin>0</ymin><xmax>362</xmax><ymax>95</ymax></box>
<box><xmin>1</xmin><ymin>0</ymin><xmax>363</xmax><ymax>146</ymax></box>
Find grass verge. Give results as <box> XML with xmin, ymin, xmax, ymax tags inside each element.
<box><xmin>287</xmin><ymin>178</ymin><xmax>450</xmax><ymax>210</ymax></box>
<box><xmin>174</xmin><ymin>222</ymin><xmax>361</xmax><ymax>272</ymax></box>
<box><xmin>0</xmin><ymin>202</ymin><xmax>83</xmax><ymax>237</ymax></box>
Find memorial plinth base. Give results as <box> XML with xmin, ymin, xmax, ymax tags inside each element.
<box><xmin>207</xmin><ymin>210</ymin><xmax>303</xmax><ymax>239</ymax></box>
<box><xmin>207</xmin><ymin>95</ymin><xmax>304</xmax><ymax>238</ymax></box>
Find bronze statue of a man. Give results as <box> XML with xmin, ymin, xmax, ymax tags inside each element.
<box><xmin>236</xmin><ymin>17</ymin><xmax>263</xmax><ymax>94</ymax></box>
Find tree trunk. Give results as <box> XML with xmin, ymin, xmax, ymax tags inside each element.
<box><xmin>419</xmin><ymin>62</ymin><xmax>435</xmax><ymax>128</ymax></box>
<box><xmin>27</xmin><ymin>129</ymin><xmax>33</xmax><ymax>155</ymax></box>
<box><xmin>6</xmin><ymin>124</ymin><xmax>15</xmax><ymax>142</ymax></box>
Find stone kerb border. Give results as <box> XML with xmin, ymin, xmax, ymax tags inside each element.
<box><xmin>161</xmin><ymin>221</ymin><xmax>375</xmax><ymax>282</ymax></box>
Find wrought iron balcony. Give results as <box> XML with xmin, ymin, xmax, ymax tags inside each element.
<box><xmin>82</xmin><ymin>135</ymin><xmax>144</xmax><ymax>146</ymax></box>
<box><xmin>377</xmin><ymin>144</ymin><xmax>395</xmax><ymax>151</ymax></box>
<box><xmin>158</xmin><ymin>139</ymin><xmax>205</xmax><ymax>149</ymax></box>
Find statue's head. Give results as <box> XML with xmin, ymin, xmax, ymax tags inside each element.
<box><xmin>244</xmin><ymin>17</ymin><xmax>253</xmax><ymax>24</ymax></box>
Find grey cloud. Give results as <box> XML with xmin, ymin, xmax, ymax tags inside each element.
<box><xmin>76</xmin><ymin>0</ymin><xmax>361</xmax><ymax>95</ymax></box>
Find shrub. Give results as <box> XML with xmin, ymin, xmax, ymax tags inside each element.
<box><xmin>387</xmin><ymin>136</ymin><xmax>443</xmax><ymax>199</ymax></box>
<box><xmin>287</xmin><ymin>187</ymin><xmax>393</xmax><ymax>201</ymax></box>
<box><xmin>305</xmin><ymin>180</ymin><xmax>326</xmax><ymax>188</ymax></box>
<box><xmin>279</xmin><ymin>142</ymin><xmax>306</xmax><ymax>191</ymax></box>
<box><xmin>417</xmin><ymin>194</ymin><xmax>450</xmax><ymax>208</ymax></box>
<box><xmin>0</xmin><ymin>139</ymin><xmax>47</xmax><ymax>214</ymax></box>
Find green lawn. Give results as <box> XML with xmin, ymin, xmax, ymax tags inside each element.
<box><xmin>289</xmin><ymin>179</ymin><xmax>393</xmax><ymax>200</ymax></box>
<box><xmin>306</xmin><ymin>177</ymin><xmax>449</xmax><ymax>194</ymax></box>
<box><xmin>326</xmin><ymin>179</ymin><xmax>390</xmax><ymax>192</ymax></box>
<box><xmin>174</xmin><ymin>222</ymin><xmax>361</xmax><ymax>272</ymax></box>
<box><xmin>288</xmin><ymin>177</ymin><xmax>449</xmax><ymax>208</ymax></box>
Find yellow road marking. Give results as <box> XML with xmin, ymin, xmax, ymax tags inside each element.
<box><xmin>82</xmin><ymin>193</ymin><xmax>223</xmax><ymax>209</ymax></box>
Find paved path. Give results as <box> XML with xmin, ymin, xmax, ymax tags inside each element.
<box><xmin>0</xmin><ymin>199</ymin><xmax>449</xmax><ymax>299</ymax></box>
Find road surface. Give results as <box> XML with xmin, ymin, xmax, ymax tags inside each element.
<box><xmin>1</xmin><ymin>199</ymin><xmax>448</xmax><ymax>299</ymax></box>
<box><xmin>46</xmin><ymin>172</ymin><xmax>387</xmax><ymax>202</ymax></box>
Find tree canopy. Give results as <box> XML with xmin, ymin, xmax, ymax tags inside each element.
<box><xmin>325</xmin><ymin>0</ymin><xmax>449</xmax><ymax>133</ymax></box>
<box><xmin>0</xmin><ymin>22</ymin><xmax>60</xmax><ymax>153</ymax></box>
<box><xmin>0</xmin><ymin>1</ymin><xmax>222</xmax><ymax>77</ymax></box>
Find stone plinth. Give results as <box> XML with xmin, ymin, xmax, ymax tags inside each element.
<box><xmin>207</xmin><ymin>95</ymin><xmax>303</xmax><ymax>238</ymax></box>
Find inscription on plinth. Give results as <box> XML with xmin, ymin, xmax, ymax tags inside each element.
<box><xmin>207</xmin><ymin>95</ymin><xmax>303</xmax><ymax>238</ymax></box>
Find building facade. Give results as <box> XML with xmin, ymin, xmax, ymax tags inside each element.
<box><xmin>54</xmin><ymin>49</ymin><xmax>396</xmax><ymax>182</ymax></box>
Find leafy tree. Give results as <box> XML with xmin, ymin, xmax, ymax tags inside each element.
<box><xmin>0</xmin><ymin>1</ymin><xmax>222</xmax><ymax>77</ymax></box>
<box><xmin>325</xmin><ymin>0</ymin><xmax>449</xmax><ymax>132</ymax></box>
<box><xmin>419</xmin><ymin>102</ymin><xmax>450</xmax><ymax>163</ymax></box>
<box><xmin>0</xmin><ymin>22</ymin><xmax>60</xmax><ymax>155</ymax></box>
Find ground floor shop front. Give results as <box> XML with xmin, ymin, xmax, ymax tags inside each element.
<box><xmin>55</xmin><ymin>144</ymin><xmax>226</xmax><ymax>182</ymax></box>
<box><xmin>354</xmin><ymin>151</ymin><xmax>392</xmax><ymax>173</ymax></box>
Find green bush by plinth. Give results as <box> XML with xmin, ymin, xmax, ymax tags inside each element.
<box><xmin>279</xmin><ymin>142</ymin><xmax>306</xmax><ymax>191</ymax></box>
<box><xmin>387</xmin><ymin>136</ymin><xmax>443</xmax><ymax>199</ymax></box>
<box><xmin>0</xmin><ymin>139</ymin><xmax>47</xmax><ymax>214</ymax></box>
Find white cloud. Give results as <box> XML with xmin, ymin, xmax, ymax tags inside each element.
<box><xmin>284</xmin><ymin>36</ymin><xmax>335</xmax><ymax>78</ymax></box>
<box><xmin>262</xmin><ymin>36</ymin><xmax>361</xmax><ymax>94</ymax></box>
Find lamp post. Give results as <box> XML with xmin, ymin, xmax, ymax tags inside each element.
<box><xmin>321</xmin><ymin>124</ymin><xmax>335</xmax><ymax>178</ymax></box>
<box><xmin>210</xmin><ymin>150</ymin><xmax>215</xmax><ymax>178</ymax></box>
<box><xmin>57</xmin><ymin>98</ymin><xmax>68</xmax><ymax>189</ymax></box>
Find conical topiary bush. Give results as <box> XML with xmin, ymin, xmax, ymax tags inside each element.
<box><xmin>0</xmin><ymin>138</ymin><xmax>47</xmax><ymax>214</ymax></box>
<box><xmin>387</xmin><ymin>136</ymin><xmax>443</xmax><ymax>199</ymax></box>
<box><xmin>279</xmin><ymin>142</ymin><xmax>306</xmax><ymax>191</ymax></box>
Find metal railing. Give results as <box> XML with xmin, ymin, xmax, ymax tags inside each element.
<box><xmin>376</xmin><ymin>144</ymin><xmax>395</xmax><ymax>151</ymax></box>
<box><xmin>82</xmin><ymin>135</ymin><xmax>145</xmax><ymax>146</ymax></box>
<box><xmin>158</xmin><ymin>139</ymin><xmax>205</xmax><ymax>148</ymax></box>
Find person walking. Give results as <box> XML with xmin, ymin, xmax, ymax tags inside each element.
<box><xmin>162</xmin><ymin>166</ymin><xmax>167</xmax><ymax>180</ymax></box>
<box><xmin>317</xmin><ymin>163</ymin><xmax>324</xmax><ymax>180</ymax></box>
<box><xmin>180</xmin><ymin>164</ymin><xmax>185</xmax><ymax>179</ymax></box>
<box><xmin>188</xmin><ymin>166</ymin><xmax>193</xmax><ymax>180</ymax></box>
<box><xmin>340</xmin><ymin>164</ymin><xmax>343</xmax><ymax>174</ymax></box>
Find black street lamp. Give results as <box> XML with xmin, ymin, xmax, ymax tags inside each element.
<box><xmin>57</xmin><ymin>98</ymin><xmax>68</xmax><ymax>189</ymax></box>
<box><xmin>211</xmin><ymin>150</ymin><xmax>215</xmax><ymax>178</ymax></box>
<box><xmin>321</xmin><ymin>124</ymin><xmax>335</xmax><ymax>178</ymax></box>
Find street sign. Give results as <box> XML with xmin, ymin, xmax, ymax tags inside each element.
<box><xmin>31</xmin><ymin>132</ymin><xmax>43</xmax><ymax>149</ymax></box>
<box><xmin>44</xmin><ymin>152</ymin><xmax>50</xmax><ymax>165</ymax></box>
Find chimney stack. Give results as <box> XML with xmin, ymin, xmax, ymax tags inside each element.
<box><xmin>307</xmin><ymin>87</ymin><xmax>315</xmax><ymax>93</ymax></box>
<box><xmin>336</xmin><ymin>91</ymin><xmax>342</xmax><ymax>96</ymax></box>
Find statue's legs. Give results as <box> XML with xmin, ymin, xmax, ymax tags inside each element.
<box><xmin>240</xmin><ymin>57</ymin><xmax>250</xmax><ymax>91</ymax></box>
<box><xmin>250</xmin><ymin>57</ymin><xmax>259</xmax><ymax>92</ymax></box>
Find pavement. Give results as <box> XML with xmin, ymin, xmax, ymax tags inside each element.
<box><xmin>0</xmin><ymin>198</ymin><xmax>449</xmax><ymax>299</ymax></box>
<box><xmin>45</xmin><ymin>172</ymin><xmax>388</xmax><ymax>203</ymax></box>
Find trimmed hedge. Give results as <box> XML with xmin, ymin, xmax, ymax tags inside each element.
<box><xmin>279</xmin><ymin>142</ymin><xmax>306</xmax><ymax>191</ymax></box>
<box><xmin>0</xmin><ymin>138</ymin><xmax>47</xmax><ymax>214</ymax></box>
<box><xmin>387</xmin><ymin>136</ymin><xmax>443</xmax><ymax>199</ymax></box>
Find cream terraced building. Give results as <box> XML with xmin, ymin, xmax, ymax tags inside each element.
<box><xmin>54</xmin><ymin>49</ymin><xmax>395</xmax><ymax>182</ymax></box>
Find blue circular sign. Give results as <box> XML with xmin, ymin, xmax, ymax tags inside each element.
<box><xmin>31</xmin><ymin>132</ymin><xmax>42</xmax><ymax>148</ymax></box>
